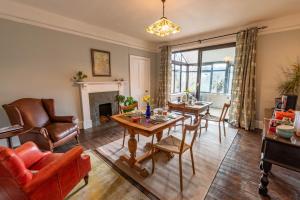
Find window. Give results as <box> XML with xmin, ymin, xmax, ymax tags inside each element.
<box><xmin>171</xmin><ymin>50</ymin><xmax>198</xmax><ymax>94</ymax></box>
<box><xmin>171</xmin><ymin>44</ymin><xmax>235</xmax><ymax>98</ymax></box>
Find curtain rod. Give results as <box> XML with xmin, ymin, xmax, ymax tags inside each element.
<box><xmin>164</xmin><ymin>26</ymin><xmax>267</xmax><ymax>48</ymax></box>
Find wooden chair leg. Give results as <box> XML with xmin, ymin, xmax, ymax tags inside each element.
<box><xmin>151</xmin><ymin>147</ymin><xmax>155</xmax><ymax>174</ymax></box>
<box><xmin>75</xmin><ymin>135</ymin><xmax>80</xmax><ymax>144</ymax></box>
<box><xmin>205</xmin><ymin>119</ymin><xmax>208</xmax><ymax>131</ymax></box>
<box><xmin>218</xmin><ymin>123</ymin><xmax>222</xmax><ymax>143</ymax></box>
<box><xmin>223</xmin><ymin>121</ymin><xmax>226</xmax><ymax>137</ymax></box>
<box><xmin>190</xmin><ymin>149</ymin><xmax>195</xmax><ymax>174</ymax></box>
<box><xmin>122</xmin><ymin>128</ymin><xmax>126</xmax><ymax>147</ymax></box>
<box><xmin>84</xmin><ymin>175</ymin><xmax>89</xmax><ymax>185</ymax></box>
<box><xmin>179</xmin><ymin>155</ymin><xmax>183</xmax><ymax>192</ymax></box>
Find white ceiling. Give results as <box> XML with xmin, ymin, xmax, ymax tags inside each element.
<box><xmin>10</xmin><ymin>0</ymin><xmax>300</xmax><ymax>43</ymax></box>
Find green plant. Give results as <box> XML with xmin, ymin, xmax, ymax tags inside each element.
<box><xmin>73</xmin><ymin>71</ymin><xmax>87</xmax><ymax>82</ymax></box>
<box><xmin>116</xmin><ymin>95</ymin><xmax>125</xmax><ymax>103</ymax></box>
<box><xmin>116</xmin><ymin>95</ymin><xmax>137</xmax><ymax>112</ymax></box>
<box><xmin>278</xmin><ymin>62</ymin><xmax>300</xmax><ymax>95</ymax></box>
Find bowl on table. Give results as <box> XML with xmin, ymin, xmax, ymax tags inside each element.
<box><xmin>276</xmin><ymin>125</ymin><xmax>295</xmax><ymax>139</ymax></box>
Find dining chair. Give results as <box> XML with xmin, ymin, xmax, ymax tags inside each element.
<box><xmin>200</xmin><ymin>102</ymin><xmax>231</xmax><ymax>143</ymax></box>
<box><xmin>167</xmin><ymin>101</ymin><xmax>193</xmax><ymax>135</ymax></box>
<box><xmin>119</xmin><ymin>102</ymin><xmax>139</xmax><ymax>147</ymax></box>
<box><xmin>151</xmin><ymin>119</ymin><xmax>201</xmax><ymax>192</ymax></box>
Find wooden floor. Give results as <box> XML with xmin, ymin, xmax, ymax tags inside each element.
<box><xmin>58</xmin><ymin>122</ymin><xmax>300</xmax><ymax>200</ymax></box>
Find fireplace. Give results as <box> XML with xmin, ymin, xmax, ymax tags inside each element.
<box><xmin>89</xmin><ymin>91</ymin><xmax>119</xmax><ymax>127</ymax></box>
<box><xmin>99</xmin><ymin>103</ymin><xmax>112</xmax><ymax>123</ymax></box>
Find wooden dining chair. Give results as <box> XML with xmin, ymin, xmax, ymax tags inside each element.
<box><xmin>151</xmin><ymin>119</ymin><xmax>201</xmax><ymax>192</ymax></box>
<box><xmin>119</xmin><ymin>102</ymin><xmax>139</xmax><ymax>147</ymax></box>
<box><xmin>200</xmin><ymin>102</ymin><xmax>231</xmax><ymax>143</ymax></box>
<box><xmin>167</xmin><ymin>101</ymin><xmax>193</xmax><ymax>135</ymax></box>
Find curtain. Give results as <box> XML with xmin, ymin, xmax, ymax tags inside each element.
<box><xmin>157</xmin><ymin>46</ymin><xmax>172</xmax><ymax>107</ymax></box>
<box><xmin>229</xmin><ymin>27</ymin><xmax>258</xmax><ymax>131</ymax></box>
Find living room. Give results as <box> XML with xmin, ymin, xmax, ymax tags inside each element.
<box><xmin>0</xmin><ymin>0</ymin><xmax>299</xmax><ymax>200</ymax></box>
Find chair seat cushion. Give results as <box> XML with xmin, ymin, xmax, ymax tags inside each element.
<box><xmin>154</xmin><ymin>135</ymin><xmax>190</xmax><ymax>154</ymax></box>
<box><xmin>202</xmin><ymin>114</ymin><xmax>220</xmax><ymax>122</ymax></box>
<box><xmin>46</xmin><ymin>123</ymin><xmax>78</xmax><ymax>142</ymax></box>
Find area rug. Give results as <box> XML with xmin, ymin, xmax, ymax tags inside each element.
<box><xmin>96</xmin><ymin>123</ymin><xmax>238</xmax><ymax>200</ymax></box>
<box><xmin>66</xmin><ymin>150</ymin><xmax>150</xmax><ymax>200</ymax></box>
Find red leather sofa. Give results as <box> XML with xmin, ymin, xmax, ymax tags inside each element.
<box><xmin>0</xmin><ymin>142</ymin><xmax>91</xmax><ymax>200</ymax></box>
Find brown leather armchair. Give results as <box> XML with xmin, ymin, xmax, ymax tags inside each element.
<box><xmin>3</xmin><ymin>98</ymin><xmax>80</xmax><ymax>151</ymax></box>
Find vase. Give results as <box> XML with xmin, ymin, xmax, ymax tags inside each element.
<box><xmin>145</xmin><ymin>103</ymin><xmax>151</xmax><ymax>119</ymax></box>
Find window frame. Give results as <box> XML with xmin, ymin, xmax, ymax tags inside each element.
<box><xmin>171</xmin><ymin>42</ymin><xmax>236</xmax><ymax>99</ymax></box>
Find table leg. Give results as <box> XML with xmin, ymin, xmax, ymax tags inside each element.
<box><xmin>119</xmin><ymin>128</ymin><xmax>149</xmax><ymax>177</ymax></box>
<box><xmin>156</xmin><ymin>131</ymin><xmax>163</xmax><ymax>142</ymax></box>
<box><xmin>259</xmin><ymin>160</ymin><xmax>272</xmax><ymax>196</ymax></box>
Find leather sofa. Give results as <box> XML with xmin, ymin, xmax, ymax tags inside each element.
<box><xmin>0</xmin><ymin>141</ymin><xmax>91</xmax><ymax>200</ymax></box>
<box><xmin>3</xmin><ymin>98</ymin><xmax>80</xmax><ymax>151</ymax></box>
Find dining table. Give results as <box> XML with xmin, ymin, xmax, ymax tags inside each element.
<box><xmin>111</xmin><ymin>113</ymin><xmax>184</xmax><ymax>177</ymax></box>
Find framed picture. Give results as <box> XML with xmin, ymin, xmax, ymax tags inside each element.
<box><xmin>91</xmin><ymin>49</ymin><xmax>111</xmax><ymax>76</ymax></box>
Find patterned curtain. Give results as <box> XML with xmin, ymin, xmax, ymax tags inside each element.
<box><xmin>157</xmin><ymin>46</ymin><xmax>172</xmax><ymax>107</ymax></box>
<box><xmin>229</xmin><ymin>27</ymin><xmax>258</xmax><ymax>131</ymax></box>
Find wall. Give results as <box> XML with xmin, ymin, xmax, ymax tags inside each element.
<box><xmin>256</xmin><ymin>28</ymin><xmax>300</xmax><ymax>126</ymax></box>
<box><xmin>0</xmin><ymin>18</ymin><xmax>159</xmax><ymax>128</ymax></box>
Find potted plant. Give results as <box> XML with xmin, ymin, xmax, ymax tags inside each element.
<box><xmin>72</xmin><ymin>71</ymin><xmax>87</xmax><ymax>82</ymax></box>
<box><xmin>116</xmin><ymin>95</ymin><xmax>138</xmax><ymax>113</ymax></box>
<box><xmin>278</xmin><ymin>62</ymin><xmax>300</xmax><ymax>109</ymax></box>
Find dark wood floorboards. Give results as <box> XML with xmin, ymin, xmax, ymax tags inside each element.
<box><xmin>57</xmin><ymin>122</ymin><xmax>300</xmax><ymax>200</ymax></box>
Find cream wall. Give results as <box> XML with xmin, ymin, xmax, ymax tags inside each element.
<box><xmin>256</xmin><ymin>28</ymin><xmax>300</xmax><ymax>125</ymax></box>
<box><xmin>0</xmin><ymin>18</ymin><xmax>159</xmax><ymax>128</ymax></box>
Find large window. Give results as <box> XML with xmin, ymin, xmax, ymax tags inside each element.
<box><xmin>171</xmin><ymin>44</ymin><xmax>235</xmax><ymax>98</ymax></box>
<box><xmin>171</xmin><ymin>50</ymin><xmax>198</xmax><ymax>94</ymax></box>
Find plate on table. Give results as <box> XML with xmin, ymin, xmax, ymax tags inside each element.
<box><xmin>151</xmin><ymin>115</ymin><xmax>169</xmax><ymax>122</ymax></box>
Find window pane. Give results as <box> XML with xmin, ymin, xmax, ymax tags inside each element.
<box><xmin>174</xmin><ymin>71</ymin><xmax>180</xmax><ymax>93</ymax></box>
<box><xmin>181</xmin><ymin>50</ymin><xmax>198</xmax><ymax>64</ymax></box>
<box><xmin>174</xmin><ymin>53</ymin><xmax>181</xmax><ymax>62</ymax></box>
<box><xmin>189</xmin><ymin>65</ymin><xmax>198</xmax><ymax>72</ymax></box>
<box><xmin>182</xmin><ymin>65</ymin><xmax>187</xmax><ymax>72</ymax></box>
<box><xmin>211</xmin><ymin>71</ymin><xmax>226</xmax><ymax>93</ymax></box>
<box><xmin>202</xmin><ymin>65</ymin><xmax>211</xmax><ymax>71</ymax></box>
<box><xmin>175</xmin><ymin>65</ymin><xmax>180</xmax><ymax>71</ymax></box>
<box><xmin>213</xmin><ymin>63</ymin><xmax>226</xmax><ymax>70</ymax></box>
<box><xmin>188</xmin><ymin>72</ymin><xmax>197</xmax><ymax>94</ymax></box>
<box><xmin>200</xmin><ymin>72</ymin><xmax>211</xmax><ymax>92</ymax></box>
<box><xmin>181</xmin><ymin>71</ymin><xmax>187</xmax><ymax>92</ymax></box>
<box><xmin>228</xmin><ymin>65</ymin><xmax>234</xmax><ymax>94</ymax></box>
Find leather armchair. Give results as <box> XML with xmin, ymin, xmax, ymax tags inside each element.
<box><xmin>0</xmin><ymin>141</ymin><xmax>91</xmax><ymax>200</ymax></box>
<box><xmin>3</xmin><ymin>98</ymin><xmax>80</xmax><ymax>151</ymax></box>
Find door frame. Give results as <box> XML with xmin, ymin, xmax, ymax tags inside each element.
<box><xmin>129</xmin><ymin>55</ymin><xmax>151</xmax><ymax>101</ymax></box>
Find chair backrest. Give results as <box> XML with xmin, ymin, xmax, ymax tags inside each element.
<box><xmin>119</xmin><ymin>102</ymin><xmax>138</xmax><ymax>114</ymax></box>
<box><xmin>219</xmin><ymin>101</ymin><xmax>231</xmax><ymax>122</ymax></box>
<box><xmin>168</xmin><ymin>101</ymin><xmax>186</xmax><ymax>115</ymax></box>
<box><xmin>180</xmin><ymin>119</ymin><xmax>201</xmax><ymax>153</ymax></box>
<box><xmin>0</xmin><ymin>146</ymin><xmax>33</xmax><ymax>186</ymax></box>
<box><xmin>3</xmin><ymin>98</ymin><xmax>50</xmax><ymax>128</ymax></box>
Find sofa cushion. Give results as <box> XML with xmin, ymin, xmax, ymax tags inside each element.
<box><xmin>30</xmin><ymin>153</ymin><xmax>63</xmax><ymax>170</ymax></box>
<box><xmin>46</xmin><ymin>123</ymin><xmax>78</xmax><ymax>142</ymax></box>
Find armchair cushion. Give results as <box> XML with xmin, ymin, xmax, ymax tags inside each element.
<box><xmin>45</xmin><ymin>123</ymin><xmax>78</xmax><ymax>142</ymax></box>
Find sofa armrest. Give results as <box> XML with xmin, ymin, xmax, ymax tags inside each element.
<box><xmin>15</xmin><ymin>142</ymin><xmax>51</xmax><ymax>169</ymax></box>
<box><xmin>51</xmin><ymin>115</ymin><xmax>75</xmax><ymax>123</ymax></box>
<box><xmin>23</xmin><ymin>146</ymin><xmax>84</xmax><ymax>193</ymax></box>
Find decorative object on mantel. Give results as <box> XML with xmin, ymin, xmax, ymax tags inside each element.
<box><xmin>72</xmin><ymin>71</ymin><xmax>88</xmax><ymax>82</ymax></box>
<box><xmin>91</xmin><ymin>49</ymin><xmax>111</xmax><ymax>76</ymax></box>
<box><xmin>146</xmin><ymin>0</ymin><xmax>181</xmax><ymax>37</ymax></box>
<box><xmin>294</xmin><ymin>111</ymin><xmax>300</xmax><ymax>136</ymax></box>
<box><xmin>113</xmin><ymin>78</ymin><xmax>124</xmax><ymax>82</ymax></box>
<box><xmin>277</xmin><ymin>61</ymin><xmax>300</xmax><ymax>110</ymax></box>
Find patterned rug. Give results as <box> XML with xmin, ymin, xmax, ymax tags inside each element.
<box><xmin>66</xmin><ymin>150</ymin><xmax>149</xmax><ymax>200</ymax></box>
<box><xmin>96</xmin><ymin>123</ymin><xmax>238</xmax><ymax>200</ymax></box>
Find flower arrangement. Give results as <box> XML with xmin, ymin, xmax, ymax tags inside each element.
<box><xmin>72</xmin><ymin>71</ymin><xmax>87</xmax><ymax>82</ymax></box>
<box><xmin>143</xmin><ymin>95</ymin><xmax>151</xmax><ymax>104</ymax></box>
<box><xmin>143</xmin><ymin>95</ymin><xmax>152</xmax><ymax>118</ymax></box>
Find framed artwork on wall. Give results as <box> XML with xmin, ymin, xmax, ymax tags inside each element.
<box><xmin>91</xmin><ymin>49</ymin><xmax>111</xmax><ymax>76</ymax></box>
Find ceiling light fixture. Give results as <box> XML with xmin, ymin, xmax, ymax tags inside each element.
<box><xmin>146</xmin><ymin>0</ymin><xmax>181</xmax><ymax>37</ymax></box>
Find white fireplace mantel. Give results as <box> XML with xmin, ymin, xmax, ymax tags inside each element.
<box><xmin>77</xmin><ymin>81</ymin><xmax>126</xmax><ymax>129</ymax></box>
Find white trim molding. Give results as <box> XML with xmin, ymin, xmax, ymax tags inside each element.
<box><xmin>0</xmin><ymin>0</ymin><xmax>158</xmax><ymax>52</ymax></box>
<box><xmin>77</xmin><ymin>81</ymin><xmax>126</xmax><ymax>129</ymax></box>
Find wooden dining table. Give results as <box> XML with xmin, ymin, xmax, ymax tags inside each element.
<box><xmin>111</xmin><ymin>114</ymin><xmax>184</xmax><ymax>177</ymax></box>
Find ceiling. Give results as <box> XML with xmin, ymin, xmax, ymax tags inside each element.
<box><xmin>11</xmin><ymin>0</ymin><xmax>300</xmax><ymax>43</ymax></box>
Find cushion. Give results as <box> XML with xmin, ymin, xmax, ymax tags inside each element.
<box><xmin>46</xmin><ymin>123</ymin><xmax>78</xmax><ymax>142</ymax></box>
<box><xmin>30</xmin><ymin>153</ymin><xmax>63</xmax><ymax>170</ymax></box>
